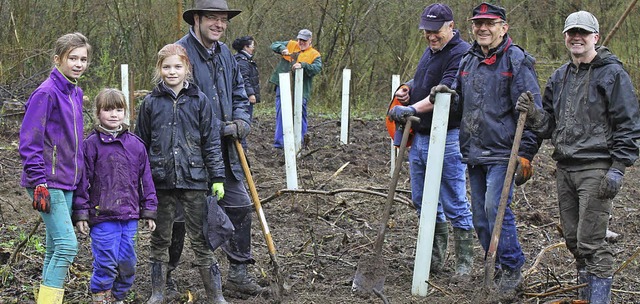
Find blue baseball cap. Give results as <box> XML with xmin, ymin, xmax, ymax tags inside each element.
<box><xmin>419</xmin><ymin>3</ymin><xmax>454</xmax><ymax>31</ymax></box>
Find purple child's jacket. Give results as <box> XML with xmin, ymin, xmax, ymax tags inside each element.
<box><xmin>19</xmin><ymin>67</ymin><xmax>85</xmax><ymax>190</ymax></box>
<box><xmin>72</xmin><ymin>127</ymin><xmax>158</xmax><ymax>226</ymax></box>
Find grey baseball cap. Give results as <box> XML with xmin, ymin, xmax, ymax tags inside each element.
<box><xmin>563</xmin><ymin>11</ymin><xmax>599</xmax><ymax>33</ymax></box>
<box><xmin>297</xmin><ymin>29</ymin><xmax>312</xmax><ymax>40</ymax></box>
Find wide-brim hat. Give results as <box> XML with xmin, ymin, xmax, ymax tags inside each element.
<box><xmin>183</xmin><ymin>0</ymin><xmax>242</xmax><ymax>25</ymax></box>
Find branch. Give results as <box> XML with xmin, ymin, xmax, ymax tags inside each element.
<box><xmin>260</xmin><ymin>187</ymin><xmax>413</xmax><ymax>208</ymax></box>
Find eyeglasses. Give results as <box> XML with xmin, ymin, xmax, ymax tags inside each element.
<box><xmin>202</xmin><ymin>14</ymin><xmax>228</xmax><ymax>24</ymax></box>
<box><xmin>471</xmin><ymin>20</ymin><xmax>504</xmax><ymax>28</ymax></box>
<box><xmin>565</xmin><ymin>28</ymin><xmax>596</xmax><ymax>36</ymax></box>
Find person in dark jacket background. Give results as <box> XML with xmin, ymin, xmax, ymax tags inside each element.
<box><xmin>177</xmin><ymin>0</ymin><xmax>266</xmax><ymax>299</ymax></box>
<box><xmin>232</xmin><ymin>35</ymin><xmax>261</xmax><ymax>121</ymax></box>
<box><xmin>135</xmin><ymin>43</ymin><xmax>227</xmax><ymax>304</ymax></box>
<box><xmin>19</xmin><ymin>32</ymin><xmax>91</xmax><ymax>304</ymax></box>
<box><xmin>431</xmin><ymin>2</ymin><xmax>542</xmax><ymax>295</ymax></box>
<box><xmin>386</xmin><ymin>3</ymin><xmax>474</xmax><ymax>280</ymax></box>
<box><xmin>516</xmin><ymin>11</ymin><xmax>640</xmax><ymax>303</ymax></box>
<box><xmin>73</xmin><ymin>88</ymin><xmax>157</xmax><ymax>304</ymax></box>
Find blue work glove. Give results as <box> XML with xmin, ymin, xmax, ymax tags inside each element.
<box><xmin>428</xmin><ymin>85</ymin><xmax>457</xmax><ymax>104</ymax></box>
<box><xmin>598</xmin><ymin>165</ymin><xmax>624</xmax><ymax>199</ymax></box>
<box><xmin>211</xmin><ymin>182</ymin><xmax>225</xmax><ymax>200</ymax></box>
<box><xmin>388</xmin><ymin>105</ymin><xmax>416</xmax><ymax>124</ymax></box>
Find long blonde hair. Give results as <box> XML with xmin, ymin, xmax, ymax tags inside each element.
<box><xmin>152</xmin><ymin>44</ymin><xmax>192</xmax><ymax>84</ymax></box>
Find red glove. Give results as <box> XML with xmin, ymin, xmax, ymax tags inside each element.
<box><xmin>514</xmin><ymin>157</ymin><xmax>533</xmax><ymax>186</ymax></box>
<box><xmin>33</xmin><ymin>184</ymin><xmax>51</xmax><ymax>213</ymax></box>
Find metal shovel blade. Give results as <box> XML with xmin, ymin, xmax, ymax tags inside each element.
<box><xmin>352</xmin><ymin>253</ymin><xmax>388</xmax><ymax>296</ymax></box>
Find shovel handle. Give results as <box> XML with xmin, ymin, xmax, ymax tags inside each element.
<box><xmin>373</xmin><ymin>116</ymin><xmax>420</xmax><ymax>254</ymax></box>
<box><xmin>484</xmin><ymin>111</ymin><xmax>527</xmax><ymax>289</ymax></box>
<box><xmin>234</xmin><ymin>140</ymin><xmax>277</xmax><ymax>255</ymax></box>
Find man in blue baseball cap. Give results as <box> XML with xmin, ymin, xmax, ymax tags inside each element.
<box><xmin>387</xmin><ymin>3</ymin><xmax>475</xmax><ymax>280</ymax></box>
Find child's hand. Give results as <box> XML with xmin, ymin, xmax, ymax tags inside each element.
<box><xmin>76</xmin><ymin>221</ymin><xmax>89</xmax><ymax>235</ymax></box>
<box><xmin>146</xmin><ymin>219</ymin><xmax>156</xmax><ymax>232</ymax></box>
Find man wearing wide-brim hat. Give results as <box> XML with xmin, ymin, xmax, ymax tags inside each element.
<box><xmin>143</xmin><ymin>0</ymin><xmax>262</xmax><ymax>303</ymax></box>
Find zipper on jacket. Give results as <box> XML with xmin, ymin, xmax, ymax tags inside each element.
<box><xmin>70</xmin><ymin>94</ymin><xmax>79</xmax><ymax>184</ymax></box>
<box><xmin>52</xmin><ymin>145</ymin><xmax>57</xmax><ymax>174</ymax></box>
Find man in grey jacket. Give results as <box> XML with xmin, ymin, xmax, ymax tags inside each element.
<box><xmin>170</xmin><ymin>0</ymin><xmax>265</xmax><ymax>302</ymax></box>
<box><xmin>516</xmin><ymin>11</ymin><xmax>640</xmax><ymax>304</ymax></box>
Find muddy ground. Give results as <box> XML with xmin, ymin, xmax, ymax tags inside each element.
<box><xmin>1</xmin><ymin>109</ymin><xmax>640</xmax><ymax>303</ymax></box>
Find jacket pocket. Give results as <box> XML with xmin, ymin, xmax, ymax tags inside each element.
<box><xmin>149</xmin><ymin>156</ymin><xmax>166</xmax><ymax>181</ymax></box>
<box><xmin>189</xmin><ymin>156</ymin><xmax>207</xmax><ymax>182</ymax></box>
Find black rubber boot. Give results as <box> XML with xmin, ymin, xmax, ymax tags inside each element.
<box><xmin>199</xmin><ymin>264</ymin><xmax>228</xmax><ymax>304</ymax></box>
<box><xmin>498</xmin><ymin>266</ymin><xmax>522</xmax><ymax>292</ymax></box>
<box><xmin>577</xmin><ymin>266</ymin><xmax>589</xmax><ymax>300</ymax></box>
<box><xmin>453</xmin><ymin>227</ymin><xmax>474</xmax><ymax>279</ymax></box>
<box><xmin>166</xmin><ymin>222</ymin><xmax>186</xmax><ymax>300</ymax></box>
<box><xmin>588</xmin><ymin>274</ymin><xmax>612</xmax><ymax>304</ymax></box>
<box><xmin>430</xmin><ymin>222</ymin><xmax>449</xmax><ymax>274</ymax></box>
<box><xmin>147</xmin><ymin>261</ymin><xmax>166</xmax><ymax>304</ymax></box>
<box><xmin>226</xmin><ymin>263</ymin><xmax>265</xmax><ymax>298</ymax></box>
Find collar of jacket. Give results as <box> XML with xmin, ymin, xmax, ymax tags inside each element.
<box><xmin>151</xmin><ymin>80</ymin><xmax>200</xmax><ymax>98</ymax></box>
<box><xmin>95</xmin><ymin>123</ymin><xmax>128</xmax><ymax>137</ymax></box>
<box><xmin>188</xmin><ymin>28</ymin><xmax>221</xmax><ymax>60</ymax></box>
<box><xmin>238</xmin><ymin>50</ymin><xmax>253</xmax><ymax>60</ymax></box>
<box><xmin>51</xmin><ymin>67</ymin><xmax>78</xmax><ymax>95</ymax></box>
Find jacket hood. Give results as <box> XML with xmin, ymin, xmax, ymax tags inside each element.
<box><xmin>590</xmin><ymin>46</ymin><xmax>621</xmax><ymax>68</ymax></box>
<box><xmin>151</xmin><ymin>80</ymin><xmax>200</xmax><ymax>98</ymax></box>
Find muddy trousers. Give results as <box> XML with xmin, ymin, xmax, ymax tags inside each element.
<box><xmin>468</xmin><ymin>164</ymin><xmax>525</xmax><ymax>271</ymax></box>
<box><xmin>556</xmin><ymin>167</ymin><xmax>614</xmax><ymax>278</ymax></box>
<box><xmin>89</xmin><ymin>220</ymin><xmax>138</xmax><ymax>301</ymax></box>
<box><xmin>27</xmin><ymin>188</ymin><xmax>78</xmax><ymax>289</ymax></box>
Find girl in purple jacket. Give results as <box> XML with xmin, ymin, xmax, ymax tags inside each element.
<box><xmin>73</xmin><ymin>88</ymin><xmax>158</xmax><ymax>303</ymax></box>
<box><xmin>18</xmin><ymin>32</ymin><xmax>91</xmax><ymax>304</ymax></box>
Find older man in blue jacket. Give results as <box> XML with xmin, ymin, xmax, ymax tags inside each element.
<box><xmin>387</xmin><ymin>3</ymin><xmax>474</xmax><ymax>280</ymax></box>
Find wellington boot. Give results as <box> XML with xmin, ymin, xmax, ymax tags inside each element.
<box><xmin>588</xmin><ymin>274</ymin><xmax>612</xmax><ymax>304</ymax></box>
<box><xmin>453</xmin><ymin>227</ymin><xmax>474</xmax><ymax>279</ymax></box>
<box><xmin>199</xmin><ymin>264</ymin><xmax>228</xmax><ymax>304</ymax></box>
<box><xmin>165</xmin><ymin>270</ymin><xmax>180</xmax><ymax>301</ymax></box>
<box><xmin>147</xmin><ymin>261</ymin><xmax>166</xmax><ymax>304</ymax></box>
<box><xmin>226</xmin><ymin>263</ymin><xmax>266</xmax><ymax>299</ymax></box>
<box><xmin>430</xmin><ymin>222</ymin><xmax>449</xmax><ymax>274</ymax></box>
<box><xmin>576</xmin><ymin>267</ymin><xmax>588</xmax><ymax>300</ymax></box>
<box><xmin>37</xmin><ymin>284</ymin><xmax>65</xmax><ymax>304</ymax></box>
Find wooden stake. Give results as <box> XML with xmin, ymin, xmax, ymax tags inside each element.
<box><xmin>602</xmin><ymin>0</ymin><xmax>638</xmax><ymax>46</ymax></box>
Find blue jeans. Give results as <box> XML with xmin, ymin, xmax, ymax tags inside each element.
<box><xmin>89</xmin><ymin>220</ymin><xmax>138</xmax><ymax>300</ymax></box>
<box><xmin>468</xmin><ymin>164</ymin><xmax>525</xmax><ymax>270</ymax></box>
<box><xmin>274</xmin><ymin>86</ymin><xmax>308</xmax><ymax>148</ymax></box>
<box><xmin>27</xmin><ymin>188</ymin><xmax>78</xmax><ymax>288</ymax></box>
<box><xmin>409</xmin><ymin>129</ymin><xmax>473</xmax><ymax>230</ymax></box>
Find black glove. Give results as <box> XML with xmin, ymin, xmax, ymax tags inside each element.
<box><xmin>388</xmin><ymin>105</ymin><xmax>416</xmax><ymax>124</ymax></box>
<box><xmin>223</xmin><ymin>120</ymin><xmax>251</xmax><ymax>139</ymax></box>
<box><xmin>428</xmin><ymin>85</ymin><xmax>457</xmax><ymax>104</ymax></box>
<box><xmin>515</xmin><ymin>91</ymin><xmax>541</xmax><ymax>123</ymax></box>
<box><xmin>598</xmin><ymin>164</ymin><xmax>625</xmax><ymax>199</ymax></box>
<box><xmin>33</xmin><ymin>184</ymin><xmax>51</xmax><ymax>213</ymax></box>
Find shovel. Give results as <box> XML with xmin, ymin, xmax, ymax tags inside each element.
<box><xmin>483</xmin><ymin>111</ymin><xmax>527</xmax><ymax>289</ymax></box>
<box><xmin>233</xmin><ymin>139</ymin><xmax>285</xmax><ymax>300</ymax></box>
<box><xmin>352</xmin><ymin>115</ymin><xmax>420</xmax><ymax>296</ymax></box>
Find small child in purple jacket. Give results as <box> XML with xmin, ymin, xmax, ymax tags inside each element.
<box><xmin>73</xmin><ymin>88</ymin><xmax>158</xmax><ymax>303</ymax></box>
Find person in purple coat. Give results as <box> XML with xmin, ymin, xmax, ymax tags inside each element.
<box><xmin>19</xmin><ymin>32</ymin><xmax>91</xmax><ymax>304</ymax></box>
<box><xmin>73</xmin><ymin>88</ymin><xmax>158</xmax><ymax>304</ymax></box>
